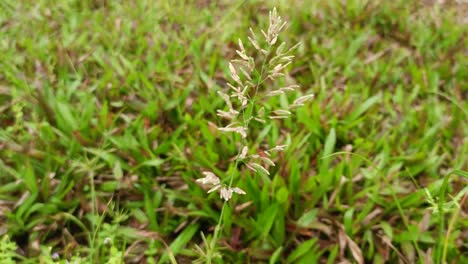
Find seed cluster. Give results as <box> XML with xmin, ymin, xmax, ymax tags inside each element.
<box><xmin>196</xmin><ymin>8</ymin><xmax>313</xmax><ymax>201</ymax></box>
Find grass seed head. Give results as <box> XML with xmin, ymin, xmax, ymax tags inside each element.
<box><xmin>198</xmin><ymin>7</ymin><xmax>311</xmax><ymax>202</ymax></box>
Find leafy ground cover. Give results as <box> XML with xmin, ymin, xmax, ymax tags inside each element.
<box><xmin>0</xmin><ymin>0</ymin><xmax>467</xmax><ymax>263</ymax></box>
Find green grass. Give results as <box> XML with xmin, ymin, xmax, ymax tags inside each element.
<box><xmin>0</xmin><ymin>0</ymin><xmax>467</xmax><ymax>263</ymax></box>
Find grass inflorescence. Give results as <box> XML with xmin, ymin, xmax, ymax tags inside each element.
<box><xmin>0</xmin><ymin>0</ymin><xmax>467</xmax><ymax>263</ymax></box>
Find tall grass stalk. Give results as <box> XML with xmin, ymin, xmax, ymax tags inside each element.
<box><xmin>196</xmin><ymin>8</ymin><xmax>313</xmax><ymax>262</ymax></box>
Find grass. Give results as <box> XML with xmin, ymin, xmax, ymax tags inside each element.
<box><xmin>0</xmin><ymin>0</ymin><xmax>467</xmax><ymax>263</ymax></box>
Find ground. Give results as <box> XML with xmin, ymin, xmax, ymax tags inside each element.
<box><xmin>0</xmin><ymin>0</ymin><xmax>467</xmax><ymax>263</ymax></box>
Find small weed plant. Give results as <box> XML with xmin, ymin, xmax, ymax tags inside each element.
<box><xmin>0</xmin><ymin>235</ymin><xmax>16</xmax><ymax>264</ymax></box>
<box><xmin>195</xmin><ymin>8</ymin><xmax>313</xmax><ymax>263</ymax></box>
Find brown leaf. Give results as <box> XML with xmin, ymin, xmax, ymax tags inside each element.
<box><xmin>423</xmin><ymin>248</ymin><xmax>433</xmax><ymax>264</ymax></box>
<box><xmin>362</xmin><ymin>208</ymin><xmax>383</xmax><ymax>225</ymax></box>
<box><xmin>333</xmin><ymin>219</ymin><xmax>363</xmax><ymax>264</ymax></box>
<box><xmin>378</xmin><ymin>232</ymin><xmax>410</xmax><ymax>264</ymax></box>
<box><xmin>338</xmin><ymin>226</ymin><xmax>347</xmax><ymax>259</ymax></box>
<box><xmin>418</xmin><ymin>211</ymin><xmax>431</xmax><ymax>233</ymax></box>
<box><xmin>230</xmin><ymin>227</ymin><xmax>242</xmax><ymax>250</ymax></box>
<box><xmin>346</xmin><ymin>236</ymin><xmax>364</xmax><ymax>264</ymax></box>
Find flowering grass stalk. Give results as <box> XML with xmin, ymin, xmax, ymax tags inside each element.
<box><xmin>195</xmin><ymin>8</ymin><xmax>313</xmax><ymax>262</ymax></box>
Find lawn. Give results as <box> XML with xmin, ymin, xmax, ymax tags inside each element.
<box><xmin>0</xmin><ymin>0</ymin><xmax>467</xmax><ymax>263</ymax></box>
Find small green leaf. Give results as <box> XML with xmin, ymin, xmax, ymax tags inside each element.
<box><xmin>287</xmin><ymin>238</ymin><xmax>317</xmax><ymax>263</ymax></box>
<box><xmin>346</xmin><ymin>93</ymin><xmax>382</xmax><ymax>122</ymax></box>
<box><xmin>258</xmin><ymin>204</ymin><xmax>279</xmax><ymax>238</ymax></box>
<box><xmin>113</xmin><ymin>161</ymin><xmax>123</xmax><ymax>180</ymax></box>
<box><xmin>269</xmin><ymin>246</ymin><xmax>283</xmax><ymax>264</ymax></box>
<box><xmin>56</xmin><ymin>101</ymin><xmax>77</xmax><ymax>131</ymax></box>
<box><xmin>276</xmin><ymin>187</ymin><xmax>289</xmax><ymax>204</ymax></box>
<box><xmin>380</xmin><ymin>222</ymin><xmax>394</xmax><ymax>239</ymax></box>
<box><xmin>323</xmin><ymin>128</ymin><xmax>336</xmax><ymax>159</ymax></box>
<box><xmin>137</xmin><ymin>159</ymin><xmax>165</xmax><ymax>169</ymax></box>
<box><xmin>158</xmin><ymin>224</ymin><xmax>199</xmax><ymax>264</ymax></box>
<box><xmin>297</xmin><ymin>210</ymin><xmax>317</xmax><ymax>228</ymax></box>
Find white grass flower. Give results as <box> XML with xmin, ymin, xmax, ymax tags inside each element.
<box><xmin>228</xmin><ymin>62</ymin><xmax>237</xmax><ymax>77</ymax></box>
<box><xmin>217</xmin><ymin>91</ymin><xmax>233</xmax><ymax>110</ymax></box>
<box><xmin>238</xmin><ymin>38</ymin><xmax>245</xmax><ymax>53</ymax></box>
<box><xmin>266</xmin><ymin>85</ymin><xmax>297</xmax><ymax>97</ymax></box>
<box><xmin>269</xmin><ymin>145</ymin><xmax>287</xmax><ymax>151</ymax></box>
<box><xmin>270</xmin><ymin>62</ymin><xmax>291</xmax><ymax>74</ymax></box>
<box><xmin>245</xmin><ymin>163</ymin><xmax>256</xmax><ymax>173</ymax></box>
<box><xmin>290</xmin><ymin>94</ymin><xmax>314</xmax><ymax>108</ymax></box>
<box><xmin>279</xmin><ymin>55</ymin><xmax>295</xmax><ymax>62</ymax></box>
<box><xmin>220</xmin><ymin>187</ymin><xmax>232</xmax><ymax>201</ymax></box>
<box><xmin>208</xmin><ymin>184</ymin><xmax>222</xmax><ymax>193</ymax></box>
<box><xmin>276</xmin><ymin>42</ymin><xmax>286</xmax><ymax>55</ymax></box>
<box><xmin>254</xmin><ymin>117</ymin><xmax>266</xmax><ymax>123</ymax></box>
<box><xmin>236</xmin><ymin>39</ymin><xmax>250</xmax><ymax>61</ymax></box>
<box><xmin>227</xmin><ymin>83</ymin><xmax>241</xmax><ymax>93</ymax></box>
<box><xmin>267</xmin><ymin>64</ymin><xmax>288</xmax><ymax>79</ymax></box>
<box><xmin>218</xmin><ymin>124</ymin><xmax>247</xmax><ymax>138</ymax></box>
<box><xmin>219</xmin><ymin>186</ymin><xmax>246</xmax><ymax>201</ymax></box>
<box><xmin>248</xmin><ymin>36</ymin><xmax>260</xmax><ymax>51</ymax></box>
<box><xmin>268</xmin><ymin>73</ymin><xmax>284</xmax><ymax>80</ymax></box>
<box><xmin>264</xmin><ymin>7</ymin><xmax>287</xmax><ymax>45</ymax></box>
<box><xmin>273</xmin><ymin>109</ymin><xmax>291</xmax><ymax>116</ymax></box>
<box><xmin>248</xmin><ymin>27</ymin><xmax>263</xmax><ymax>52</ymax></box>
<box><xmin>196</xmin><ymin>172</ymin><xmax>221</xmax><ymax>186</ymax></box>
<box><xmin>232</xmin><ymin>187</ymin><xmax>246</xmax><ymax>195</ymax></box>
<box><xmin>198</xmin><ymin>172</ymin><xmax>245</xmax><ymax>201</ymax></box>
<box><xmin>236</xmin><ymin>51</ymin><xmax>250</xmax><ymax>62</ymax></box>
<box><xmin>249</xmin><ymin>162</ymin><xmax>270</xmax><ymax>175</ymax></box>
<box><xmin>228</xmin><ymin>62</ymin><xmax>242</xmax><ymax>86</ymax></box>
<box><xmin>294</xmin><ymin>94</ymin><xmax>314</xmax><ymax>105</ymax></box>
<box><xmin>238</xmin><ymin>146</ymin><xmax>248</xmax><ymax>160</ymax></box>
<box><xmin>287</xmin><ymin>42</ymin><xmax>301</xmax><ymax>53</ymax></box>
<box><xmin>269</xmin><ymin>115</ymin><xmax>289</xmax><ymax>119</ymax></box>
<box><xmin>231</xmin><ymin>59</ymin><xmax>251</xmax><ymax>69</ymax></box>
<box><xmin>260</xmin><ymin>156</ymin><xmax>275</xmax><ymax>166</ymax></box>
<box><xmin>231</xmin><ymin>86</ymin><xmax>249</xmax><ymax>107</ymax></box>
<box><xmin>269</xmin><ymin>109</ymin><xmax>291</xmax><ymax>119</ymax></box>
<box><xmin>239</xmin><ymin>67</ymin><xmax>252</xmax><ymax>81</ymax></box>
<box><xmin>280</xmin><ymin>85</ymin><xmax>299</xmax><ymax>91</ymax></box>
<box><xmin>217</xmin><ymin>109</ymin><xmax>239</xmax><ymax>120</ymax></box>
<box><xmin>267</xmin><ymin>90</ymin><xmax>284</xmax><ymax>97</ymax></box>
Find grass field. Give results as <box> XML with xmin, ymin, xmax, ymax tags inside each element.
<box><xmin>0</xmin><ymin>0</ymin><xmax>467</xmax><ymax>263</ymax></box>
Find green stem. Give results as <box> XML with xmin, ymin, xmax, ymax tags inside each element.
<box><xmin>207</xmin><ymin>47</ymin><xmax>272</xmax><ymax>263</ymax></box>
<box><xmin>442</xmin><ymin>194</ymin><xmax>466</xmax><ymax>263</ymax></box>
